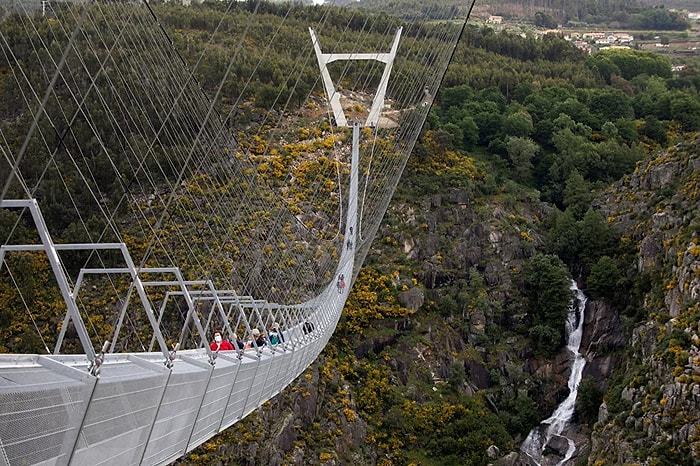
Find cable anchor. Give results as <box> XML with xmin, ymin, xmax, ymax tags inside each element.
<box><xmin>88</xmin><ymin>340</ymin><xmax>109</xmax><ymax>377</ymax></box>
<box><xmin>165</xmin><ymin>342</ymin><xmax>180</xmax><ymax>368</ymax></box>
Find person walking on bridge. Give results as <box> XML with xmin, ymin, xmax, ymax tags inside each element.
<box><xmin>210</xmin><ymin>330</ymin><xmax>234</xmax><ymax>351</ymax></box>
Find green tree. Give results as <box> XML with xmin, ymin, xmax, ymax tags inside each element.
<box><xmin>590</xmin><ymin>49</ymin><xmax>672</xmax><ymax>82</ymax></box>
<box><xmin>528</xmin><ymin>324</ymin><xmax>563</xmax><ymax>354</ymax></box>
<box><xmin>474</xmin><ymin>109</ymin><xmax>504</xmax><ymax>145</ymax></box>
<box><xmin>632</xmin><ymin>8</ymin><xmax>690</xmax><ymax>31</ymax></box>
<box><xmin>576</xmin><ymin>376</ymin><xmax>603</xmax><ymax>425</ymax></box>
<box><xmin>589</xmin><ymin>88</ymin><xmax>634</xmax><ymax>122</ymax></box>
<box><xmin>563</xmin><ymin>169</ymin><xmax>592</xmax><ymax>220</ymax></box>
<box><xmin>610</xmin><ymin>118</ymin><xmax>639</xmax><ymax>145</ymax></box>
<box><xmin>586</xmin><ymin>255</ymin><xmax>622</xmax><ymax>301</ymax></box>
<box><xmin>548</xmin><ymin>125</ymin><xmax>598</xmax><ymax>202</ymax></box>
<box><xmin>589</xmin><ymin>54</ymin><xmax>621</xmax><ymax>85</ymax></box>
<box><xmin>505</xmin><ymin>136</ymin><xmax>538</xmax><ymax>184</ymax></box>
<box><xmin>424</xmin><ymin>401</ymin><xmax>512</xmax><ymax>464</ymax></box>
<box><xmin>545</xmin><ymin>208</ymin><xmax>581</xmax><ymax>267</ymax></box>
<box><xmin>503</xmin><ymin>111</ymin><xmax>534</xmax><ymax>138</ymax></box>
<box><xmin>534</xmin><ymin>11</ymin><xmax>558</xmax><ymax>28</ymax></box>
<box><xmin>523</xmin><ymin>254</ymin><xmax>572</xmax><ymax>353</ymax></box>
<box><xmin>500</xmin><ymin>394</ymin><xmax>540</xmax><ymax>437</ymax></box>
<box><xmin>441</xmin><ymin>84</ymin><xmax>475</xmax><ymax>110</ymax></box>
<box><xmin>555</xmin><ymin>98</ymin><xmax>594</xmax><ymax>128</ymax></box>
<box><xmin>632</xmin><ymin>75</ymin><xmax>668</xmax><ymax>116</ymax></box>
<box><xmin>458</xmin><ymin>116</ymin><xmax>479</xmax><ymax>149</ymax></box>
<box><xmin>513</xmin><ymin>82</ymin><xmax>534</xmax><ymax>103</ymax></box>
<box><xmin>640</xmin><ymin>115</ymin><xmax>668</xmax><ymax>144</ymax></box>
<box><xmin>525</xmin><ymin>254</ymin><xmax>571</xmax><ymax>325</ymax></box>
<box><xmin>579</xmin><ymin>209</ymin><xmax>619</xmax><ymax>271</ymax></box>
<box><xmin>595</xmin><ymin>139</ymin><xmax>642</xmax><ymax>181</ymax></box>
<box><xmin>668</xmin><ymin>91</ymin><xmax>700</xmax><ymax>132</ymax></box>
<box><xmin>441</xmin><ymin>122</ymin><xmax>463</xmax><ymax>150</ymax></box>
<box><xmin>448</xmin><ymin>362</ymin><xmax>466</xmax><ymax>391</ymax></box>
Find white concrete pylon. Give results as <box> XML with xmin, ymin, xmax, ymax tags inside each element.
<box><xmin>309</xmin><ymin>27</ymin><xmax>402</xmax><ymax>127</ymax></box>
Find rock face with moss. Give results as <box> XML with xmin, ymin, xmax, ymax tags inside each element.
<box><xmin>588</xmin><ymin>136</ymin><xmax>700</xmax><ymax>465</ymax></box>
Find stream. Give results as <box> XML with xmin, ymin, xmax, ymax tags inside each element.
<box><xmin>521</xmin><ymin>281</ymin><xmax>588</xmax><ymax>466</ymax></box>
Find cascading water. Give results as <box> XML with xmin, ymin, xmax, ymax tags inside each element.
<box><xmin>521</xmin><ymin>280</ymin><xmax>588</xmax><ymax>466</ymax></box>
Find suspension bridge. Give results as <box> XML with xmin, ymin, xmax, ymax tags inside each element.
<box><xmin>0</xmin><ymin>0</ymin><xmax>472</xmax><ymax>464</ymax></box>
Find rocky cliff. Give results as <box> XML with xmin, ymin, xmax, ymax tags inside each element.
<box><xmin>587</xmin><ymin>135</ymin><xmax>700</xmax><ymax>465</ymax></box>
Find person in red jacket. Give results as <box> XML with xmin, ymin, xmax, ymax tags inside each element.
<box><xmin>210</xmin><ymin>329</ymin><xmax>234</xmax><ymax>351</ymax></box>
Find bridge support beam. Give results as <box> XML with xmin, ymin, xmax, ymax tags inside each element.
<box><xmin>0</xmin><ymin>199</ymin><xmax>96</xmax><ymax>362</ymax></box>
<box><xmin>309</xmin><ymin>27</ymin><xmax>402</xmax><ymax>127</ymax></box>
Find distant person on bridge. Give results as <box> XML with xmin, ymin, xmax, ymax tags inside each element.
<box><xmin>303</xmin><ymin>321</ymin><xmax>315</xmax><ymax>335</ymax></box>
<box><xmin>232</xmin><ymin>333</ymin><xmax>245</xmax><ymax>350</ymax></box>
<box><xmin>210</xmin><ymin>330</ymin><xmax>234</xmax><ymax>351</ymax></box>
<box><xmin>268</xmin><ymin>323</ymin><xmax>283</xmax><ymax>345</ymax></box>
<box><xmin>247</xmin><ymin>328</ymin><xmax>267</xmax><ymax>349</ymax></box>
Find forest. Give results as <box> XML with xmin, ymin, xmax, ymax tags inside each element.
<box><xmin>1</xmin><ymin>0</ymin><xmax>700</xmax><ymax>464</ymax></box>
<box><xmin>349</xmin><ymin>0</ymin><xmax>692</xmax><ymax>29</ymax></box>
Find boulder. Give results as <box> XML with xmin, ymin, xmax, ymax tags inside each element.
<box><xmin>543</xmin><ymin>433</ymin><xmax>570</xmax><ymax>460</ymax></box>
<box><xmin>398</xmin><ymin>287</ymin><xmax>424</xmax><ymax>311</ymax></box>
<box><xmin>496</xmin><ymin>452</ymin><xmax>521</xmax><ymax>466</ymax></box>
<box><xmin>466</xmin><ymin>359</ymin><xmax>491</xmax><ymax>389</ymax></box>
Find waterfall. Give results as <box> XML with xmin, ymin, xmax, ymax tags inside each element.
<box><xmin>521</xmin><ymin>280</ymin><xmax>588</xmax><ymax>466</ymax></box>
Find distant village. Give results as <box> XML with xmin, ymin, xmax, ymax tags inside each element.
<box><xmin>479</xmin><ymin>10</ymin><xmax>699</xmax><ymax>70</ymax></box>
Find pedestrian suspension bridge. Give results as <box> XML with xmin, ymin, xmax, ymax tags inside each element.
<box><xmin>0</xmin><ymin>0</ymin><xmax>472</xmax><ymax>464</ymax></box>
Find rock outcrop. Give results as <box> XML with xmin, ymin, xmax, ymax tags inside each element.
<box><xmin>580</xmin><ymin>299</ymin><xmax>625</xmax><ymax>385</ymax></box>
<box><xmin>588</xmin><ymin>137</ymin><xmax>700</xmax><ymax>464</ymax></box>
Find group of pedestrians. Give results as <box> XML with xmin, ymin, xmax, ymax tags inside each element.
<box><xmin>209</xmin><ymin>324</ymin><xmax>285</xmax><ymax>352</ymax></box>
